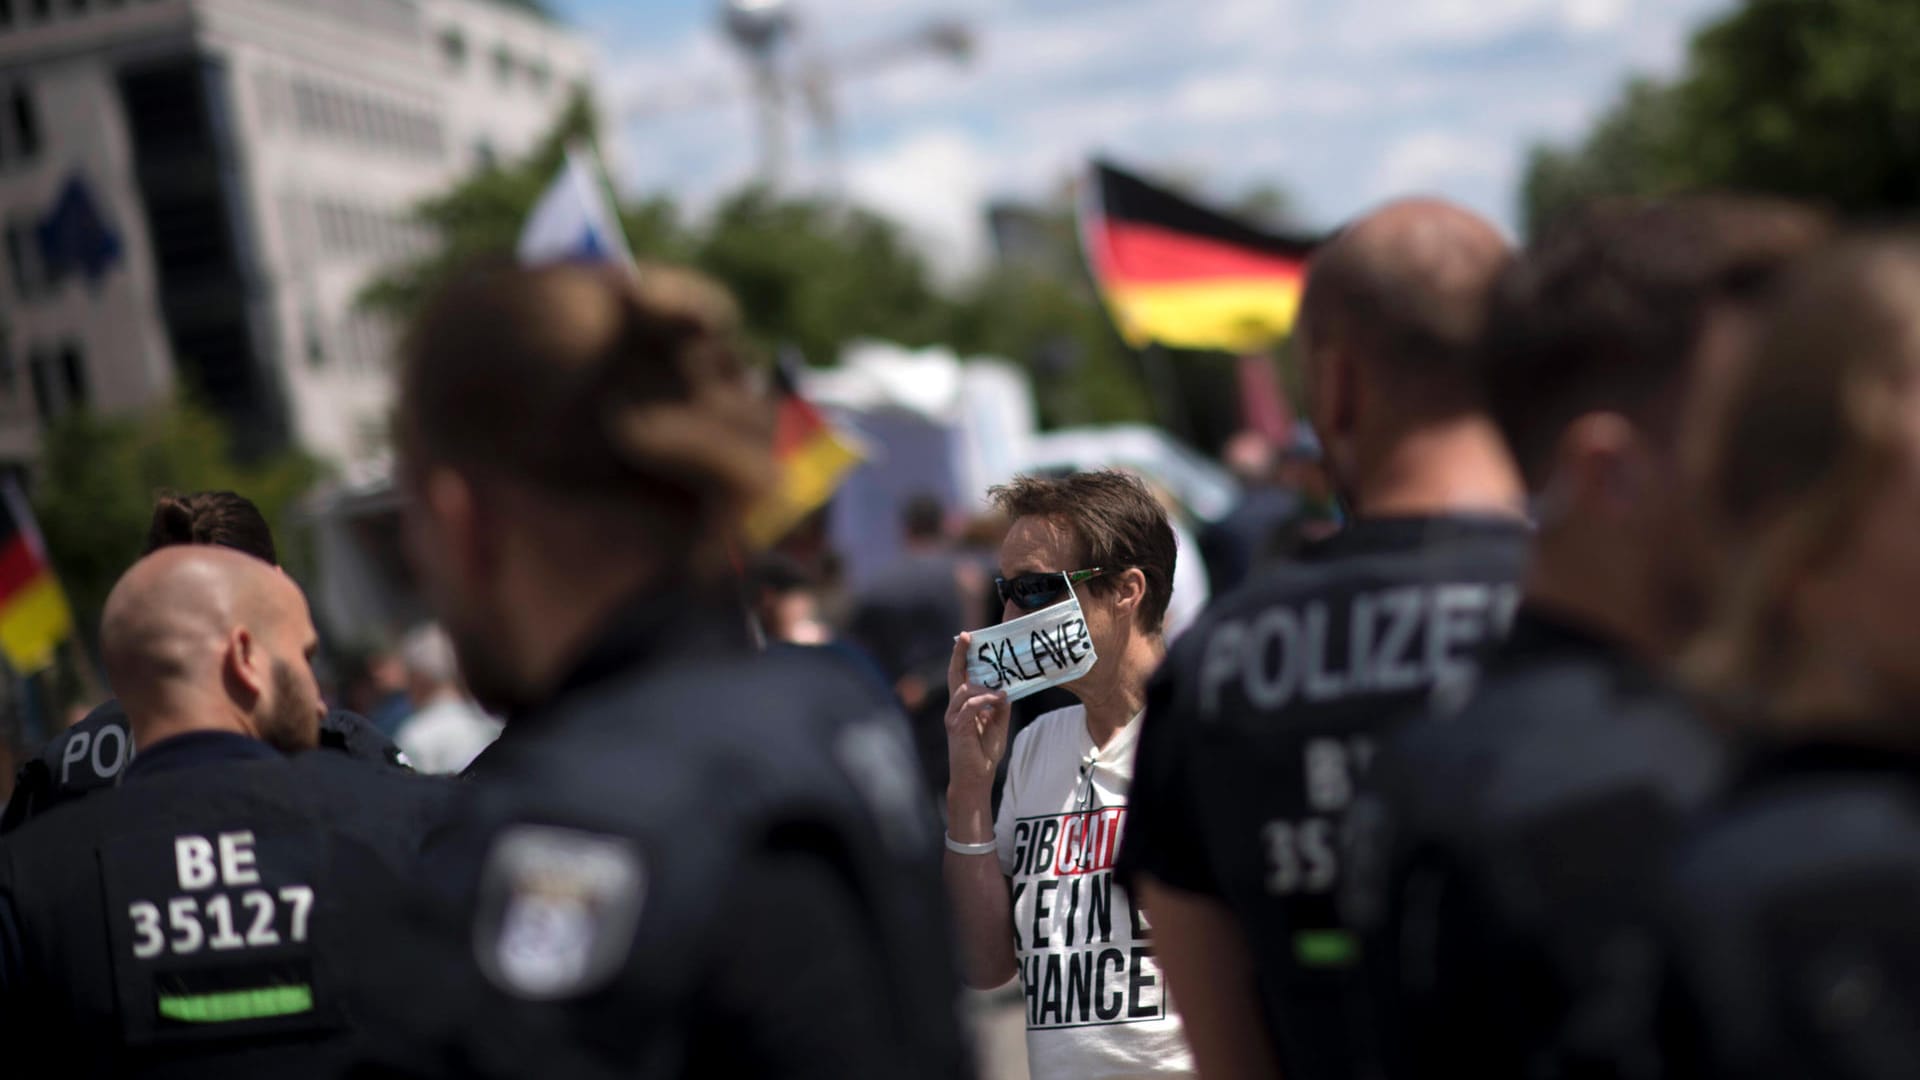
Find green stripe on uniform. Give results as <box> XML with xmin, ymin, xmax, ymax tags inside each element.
<box><xmin>158</xmin><ymin>985</ymin><xmax>313</xmax><ymax>1023</ymax></box>
<box><xmin>1294</xmin><ymin>930</ymin><xmax>1357</xmax><ymax>968</ymax></box>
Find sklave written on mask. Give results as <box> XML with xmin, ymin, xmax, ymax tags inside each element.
<box><xmin>966</xmin><ymin>582</ymin><xmax>1099</xmax><ymax>703</ymax></box>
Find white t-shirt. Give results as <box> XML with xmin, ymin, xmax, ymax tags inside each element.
<box><xmin>394</xmin><ymin>698</ymin><xmax>504</xmax><ymax>775</ymax></box>
<box><xmin>995</xmin><ymin>705</ymin><xmax>1194</xmax><ymax>1080</ymax></box>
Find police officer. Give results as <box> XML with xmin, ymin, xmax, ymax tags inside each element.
<box><xmin>1343</xmin><ymin>198</ymin><xmax>1831</xmax><ymax>1078</ymax></box>
<box><xmin>363</xmin><ymin>261</ymin><xmax>967</xmax><ymax>1077</ymax></box>
<box><xmin>0</xmin><ymin>545</ymin><xmax>451</xmax><ymax>1075</ymax></box>
<box><xmin>1653</xmin><ymin>235</ymin><xmax>1920</xmax><ymax>1079</ymax></box>
<box><xmin>1</xmin><ymin>491</ymin><xmax>406</xmax><ymax>835</ymax></box>
<box><xmin>1114</xmin><ymin>198</ymin><xmax>1531</xmax><ymax>1079</ymax></box>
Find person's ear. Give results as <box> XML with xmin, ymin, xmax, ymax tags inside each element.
<box><xmin>1109</xmin><ymin>568</ymin><xmax>1148</xmax><ymax>622</ymax></box>
<box><xmin>421</xmin><ymin>466</ymin><xmax>492</xmax><ymax>590</ymax></box>
<box><xmin>223</xmin><ymin>625</ymin><xmax>268</xmax><ymax>711</ymax></box>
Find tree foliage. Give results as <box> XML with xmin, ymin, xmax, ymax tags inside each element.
<box><xmin>34</xmin><ymin>401</ymin><xmax>323</xmax><ymax>651</ymax></box>
<box><xmin>359</xmin><ymin>91</ymin><xmax>1169</xmax><ymax>428</ymax></box>
<box><xmin>1519</xmin><ymin>0</ymin><xmax>1920</xmax><ymax>236</ymax></box>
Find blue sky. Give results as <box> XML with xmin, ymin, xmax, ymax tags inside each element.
<box><xmin>551</xmin><ymin>0</ymin><xmax>1734</xmax><ymax>276</ymax></box>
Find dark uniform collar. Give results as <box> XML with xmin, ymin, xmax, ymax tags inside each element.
<box><xmin>1736</xmin><ymin>733</ymin><xmax>1920</xmax><ymax>790</ymax></box>
<box><xmin>542</xmin><ymin>587</ymin><xmax>753</xmax><ymax>707</ymax></box>
<box><xmin>125</xmin><ymin>731</ymin><xmax>279</xmax><ymax>781</ymax></box>
<box><xmin>464</xmin><ymin>588</ymin><xmax>753</xmax><ymax>782</ymax></box>
<box><xmin>1503</xmin><ymin>605</ymin><xmax>1628</xmax><ymax>661</ymax></box>
<box><xmin>1304</xmin><ymin>512</ymin><xmax>1530</xmax><ymax>562</ymax></box>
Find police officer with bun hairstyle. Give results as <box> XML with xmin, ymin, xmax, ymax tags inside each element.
<box><xmin>1652</xmin><ymin>234</ymin><xmax>1920</xmax><ymax>1080</ymax></box>
<box><xmin>365</xmin><ymin>261</ymin><xmax>967</xmax><ymax>1078</ymax></box>
<box><xmin>1</xmin><ymin>491</ymin><xmax>407</xmax><ymax>836</ymax></box>
<box><xmin>0</xmin><ymin>546</ymin><xmax>451</xmax><ymax>1075</ymax></box>
<box><xmin>1343</xmin><ymin>197</ymin><xmax>1830</xmax><ymax>1079</ymax></box>
<box><xmin>1114</xmin><ymin>198</ymin><xmax>1531</xmax><ymax>1080</ymax></box>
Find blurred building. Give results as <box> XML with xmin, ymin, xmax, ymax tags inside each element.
<box><xmin>0</xmin><ymin>0</ymin><xmax>591</xmax><ymax>467</ymax></box>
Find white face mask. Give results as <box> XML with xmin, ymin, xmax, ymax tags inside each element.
<box><xmin>965</xmin><ymin>577</ymin><xmax>1099</xmax><ymax>702</ymax></box>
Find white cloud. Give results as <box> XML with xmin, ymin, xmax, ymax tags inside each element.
<box><xmin>846</xmin><ymin>128</ymin><xmax>993</xmax><ymax>282</ymax></box>
<box><xmin>577</xmin><ymin>0</ymin><xmax>1737</xmax><ymax>275</ymax></box>
<box><xmin>1372</xmin><ymin>131</ymin><xmax>1507</xmax><ymax>201</ymax></box>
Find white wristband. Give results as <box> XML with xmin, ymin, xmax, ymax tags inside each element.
<box><xmin>945</xmin><ymin>832</ymin><xmax>998</xmax><ymax>856</ymax></box>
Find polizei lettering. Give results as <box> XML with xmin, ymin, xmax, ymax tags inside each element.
<box><xmin>1197</xmin><ymin>582</ymin><xmax>1521</xmax><ymax>718</ymax></box>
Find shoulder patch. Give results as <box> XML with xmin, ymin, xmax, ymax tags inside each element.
<box><xmin>474</xmin><ymin>824</ymin><xmax>645</xmax><ymax>1001</ymax></box>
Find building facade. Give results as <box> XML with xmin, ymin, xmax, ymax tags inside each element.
<box><xmin>0</xmin><ymin>0</ymin><xmax>592</xmax><ymax>466</ymax></box>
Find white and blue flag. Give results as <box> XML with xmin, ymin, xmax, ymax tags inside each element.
<box><xmin>517</xmin><ymin>144</ymin><xmax>633</xmax><ymax>268</ymax></box>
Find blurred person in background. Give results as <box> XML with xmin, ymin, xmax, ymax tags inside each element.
<box><xmin>392</xmin><ymin>623</ymin><xmax>501</xmax><ymax>775</ymax></box>
<box><xmin>1</xmin><ymin>491</ymin><xmax>407</xmax><ymax>835</ymax></box>
<box><xmin>1116</xmin><ymin>199</ymin><xmax>1529</xmax><ymax>1080</ymax></box>
<box><xmin>943</xmin><ymin>469</ymin><xmax>1195</xmax><ymax>1080</ymax></box>
<box><xmin>750</xmin><ymin>551</ymin><xmax>833</xmax><ymax>646</ymax></box>
<box><xmin>0</xmin><ymin>546</ymin><xmax>450</xmax><ymax>1074</ymax></box>
<box><xmin>1143</xmin><ymin>477</ymin><xmax>1210</xmax><ymax>642</ymax></box>
<box><xmin>851</xmin><ymin>494</ymin><xmax>981</xmax><ymax>796</ymax></box>
<box><xmin>1344</xmin><ymin>197</ymin><xmax>1830</xmax><ymax>1079</ymax></box>
<box><xmin>359</xmin><ymin>647</ymin><xmax>413</xmax><ymax>738</ymax></box>
<box><xmin>364</xmin><ymin>261</ymin><xmax>968</xmax><ymax>1077</ymax></box>
<box><xmin>1199</xmin><ymin>431</ymin><xmax>1302</xmax><ymax>596</ymax></box>
<box><xmin>1655</xmin><ymin>234</ymin><xmax>1920</xmax><ymax>1079</ymax></box>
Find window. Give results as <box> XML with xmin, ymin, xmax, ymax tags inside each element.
<box><xmin>4</xmin><ymin>220</ymin><xmax>41</xmax><ymax>299</ymax></box>
<box><xmin>439</xmin><ymin>28</ymin><xmax>465</xmax><ymax>68</ymax></box>
<box><xmin>0</xmin><ymin>1</ymin><xmax>15</xmax><ymax>31</ymax></box>
<box><xmin>10</xmin><ymin>86</ymin><xmax>36</xmax><ymax>159</ymax></box>
<box><xmin>26</xmin><ymin>349</ymin><xmax>50</xmax><ymax>420</ymax></box>
<box><xmin>57</xmin><ymin>342</ymin><xmax>85</xmax><ymax>408</ymax></box>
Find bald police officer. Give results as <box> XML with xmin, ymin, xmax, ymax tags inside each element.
<box><xmin>1115</xmin><ymin>198</ymin><xmax>1531</xmax><ymax>1080</ymax></box>
<box><xmin>361</xmin><ymin>261</ymin><xmax>967</xmax><ymax>1078</ymax></box>
<box><xmin>0</xmin><ymin>547</ymin><xmax>450</xmax><ymax>1075</ymax></box>
<box><xmin>1</xmin><ymin>491</ymin><xmax>406</xmax><ymax>835</ymax></box>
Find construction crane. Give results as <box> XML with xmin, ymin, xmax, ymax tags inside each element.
<box><xmin>622</xmin><ymin>0</ymin><xmax>975</xmax><ymax>190</ymax></box>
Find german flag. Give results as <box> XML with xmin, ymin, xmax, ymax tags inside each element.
<box><xmin>744</xmin><ymin>359</ymin><xmax>866</xmax><ymax>548</ymax></box>
<box><xmin>0</xmin><ymin>479</ymin><xmax>71</xmax><ymax>673</ymax></box>
<box><xmin>1080</xmin><ymin>159</ymin><xmax>1318</xmax><ymax>353</ymax></box>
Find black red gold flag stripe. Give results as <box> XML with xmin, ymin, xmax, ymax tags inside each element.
<box><xmin>1079</xmin><ymin>159</ymin><xmax>1319</xmax><ymax>353</ymax></box>
<box><xmin>744</xmin><ymin>358</ymin><xmax>865</xmax><ymax>548</ymax></box>
<box><xmin>0</xmin><ymin>478</ymin><xmax>72</xmax><ymax>673</ymax></box>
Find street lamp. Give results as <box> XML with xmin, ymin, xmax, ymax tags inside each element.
<box><xmin>720</xmin><ymin>0</ymin><xmax>797</xmax><ymax>187</ymax></box>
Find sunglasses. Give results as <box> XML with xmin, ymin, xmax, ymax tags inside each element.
<box><xmin>995</xmin><ymin>568</ymin><xmax>1108</xmax><ymax>612</ymax></box>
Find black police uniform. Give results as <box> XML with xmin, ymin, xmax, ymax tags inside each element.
<box><xmin>1343</xmin><ymin>609</ymin><xmax>1726</xmax><ymax>1079</ymax></box>
<box><xmin>1652</xmin><ymin>740</ymin><xmax>1920</xmax><ymax>1080</ymax></box>
<box><xmin>366</xmin><ymin>590</ymin><xmax>971</xmax><ymax>1079</ymax></box>
<box><xmin>1115</xmin><ymin>514</ymin><xmax>1528</xmax><ymax>1079</ymax></box>
<box><xmin>1</xmin><ymin>700</ymin><xmax>410</xmax><ymax>835</ymax></box>
<box><xmin>0</xmin><ymin>731</ymin><xmax>452</xmax><ymax>1077</ymax></box>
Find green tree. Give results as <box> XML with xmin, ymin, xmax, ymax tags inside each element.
<box><xmin>1519</xmin><ymin>0</ymin><xmax>1920</xmax><ymax>235</ymax></box>
<box><xmin>34</xmin><ymin>401</ymin><xmax>323</xmax><ymax>652</ymax></box>
<box><xmin>1520</xmin><ymin>78</ymin><xmax>1685</xmax><ymax>237</ymax></box>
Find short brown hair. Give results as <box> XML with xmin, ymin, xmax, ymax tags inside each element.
<box><xmin>1688</xmin><ymin>233</ymin><xmax>1920</xmax><ymax>715</ymax></box>
<box><xmin>395</xmin><ymin>261</ymin><xmax>774</xmax><ymax>572</ymax></box>
<box><xmin>988</xmin><ymin>471</ymin><xmax>1177</xmax><ymax>634</ymax></box>
<box><xmin>1485</xmin><ymin>195</ymin><xmax>1831</xmax><ymax>486</ymax></box>
<box><xmin>145</xmin><ymin>490</ymin><xmax>277</xmax><ymax>565</ymax></box>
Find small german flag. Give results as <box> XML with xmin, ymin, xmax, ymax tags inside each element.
<box><xmin>744</xmin><ymin>359</ymin><xmax>865</xmax><ymax>548</ymax></box>
<box><xmin>1080</xmin><ymin>159</ymin><xmax>1318</xmax><ymax>353</ymax></box>
<box><xmin>0</xmin><ymin>479</ymin><xmax>72</xmax><ymax>673</ymax></box>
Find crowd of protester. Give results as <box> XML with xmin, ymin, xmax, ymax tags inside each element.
<box><xmin>1</xmin><ymin>192</ymin><xmax>1917</xmax><ymax>1080</ymax></box>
